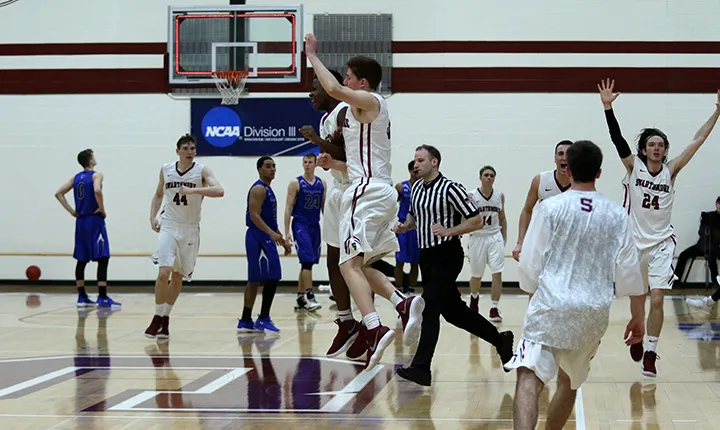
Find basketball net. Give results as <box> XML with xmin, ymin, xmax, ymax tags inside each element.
<box><xmin>212</xmin><ymin>71</ymin><xmax>249</xmax><ymax>105</ymax></box>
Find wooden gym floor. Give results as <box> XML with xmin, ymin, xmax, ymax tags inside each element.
<box><xmin>1</xmin><ymin>286</ymin><xmax>720</xmax><ymax>429</ymax></box>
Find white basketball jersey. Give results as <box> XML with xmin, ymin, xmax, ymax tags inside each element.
<box><xmin>320</xmin><ymin>102</ymin><xmax>351</xmax><ymax>186</ymax></box>
<box><xmin>538</xmin><ymin>170</ymin><xmax>570</xmax><ymax>202</ymax></box>
<box><xmin>622</xmin><ymin>157</ymin><xmax>675</xmax><ymax>249</ymax></box>
<box><xmin>470</xmin><ymin>188</ymin><xmax>503</xmax><ymax>236</ymax></box>
<box><xmin>343</xmin><ymin>93</ymin><xmax>392</xmax><ymax>183</ymax></box>
<box><xmin>160</xmin><ymin>162</ymin><xmax>204</xmax><ymax>225</ymax></box>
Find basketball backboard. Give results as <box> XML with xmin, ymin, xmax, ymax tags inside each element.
<box><xmin>167</xmin><ymin>5</ymin><xmax>303</xmax><ymax>85</ymax></box>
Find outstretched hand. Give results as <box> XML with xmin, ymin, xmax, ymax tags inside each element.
<box><xmin>598</xmin><ymin>78</ymin><xmax>621</xmax><ymax>109</ymax></box>
<box><xmin>624</xmin><ymin>317</ymin><xmax>645</xmax><ymax>346</ymax></box>
<box><xmin>304</xmin><ymin>33</ymin><xmax>317</xmax><ymax>56</ymax></box>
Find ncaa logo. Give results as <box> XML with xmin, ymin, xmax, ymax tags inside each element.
<box><xmin>201</xmin><ymin>107</ymin><xmax>242</xmax><ymax>148</ymax></box>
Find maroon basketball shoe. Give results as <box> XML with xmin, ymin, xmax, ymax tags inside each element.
<box><xmin>157</xmin><ymin>316</ymin><xmax>170</xmax><ymax>340</ymax></box>
<box><xmin>641</xmin><ymin>351</ymin><xmax>658</xmax><ymax>377</ymax></box>
<box><xmin>469</xmin><ymin>296</ymin><xmax>479</xmax><ymax>313</ymax></box>
<box><xmin>326</xmin><ymin>318</ymin><xmax>361</xmax><ymax>358</ymax></box>
<box><xmin>396</xmin><ymin>296</ymin><xmax>425</xmax><ymax>347</ymax></box>
<box><xmin>630</xmin><ymin>341</ymin><xmax>644</xmax><ymax>362</ymax></box>
<box><xmin>364</xmin><ymin>325</ymin><xmax>396</xmax><ymax>371</ymax></box>
<box><xmin>346</xmin><ymin>325</ymin><xmax>369</xmax><ymax>361</ymax></box>
<box><xmin>144</xmin><ymin>315</ymin><xmax>162</xmax><ymax>339</ymax></box>
<box><xmin>489</xmin><ymin>307</ymin><xmax>502</xmax><ymax>323</ymax></box>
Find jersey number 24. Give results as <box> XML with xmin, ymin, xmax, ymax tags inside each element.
<box><xmin>642</xmin><ymin>193</ymin><xmax>660</xmax><ymax>210</ymax></box>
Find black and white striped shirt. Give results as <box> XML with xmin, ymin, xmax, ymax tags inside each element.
<box><xmin>409</xmin><ymin>173</ymin><xmax>479</xmax><ymax>249</ymax></box>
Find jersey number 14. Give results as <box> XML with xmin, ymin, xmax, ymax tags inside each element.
<box><xmin>173</xmin><ymin>193</ymin><xmax>188</xmax><ymax>206</ymax></box>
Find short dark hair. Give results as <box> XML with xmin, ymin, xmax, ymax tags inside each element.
<box><xmin>77</xmin><ymin>149</ymin><xmax>94</xmax><ymax>168</ymax></box>
<box><xmin>415</xmin><ymin>144</ymin><xmax>441</xmax><ymax>167</ymax></box>
<box><xmin>257</xmin><ymin>156</ymin><xmax>274</xmax><ymax>169</ymax></box>
<box><xmin>176</xmin><ymin>133</ymin><xmax>197</xmax><ymax>149</ymax></box>
<box><xmin>479</xmin><ymin>165</ymin><xmax>496</xmax><ymax>176</ymax></box>
<box><xmin>346</xmin><ymin>56</ymin><xmax>382</xmax><ymax>90</ymax></box>
<box><xmin>407</xmin><ymin>161</ymin><xmax>415</xmax><ymax>172</ymax></box>
<box><xmin>555</xmin><ymin>140</ymin><xmax>573</xmax><ymax>153</ymax></box>
<box><xmin>716</xmin><ymin>195</ymin><xmax>720</xmax><ymax>204</ymax></box>
<box><xmin>303</xmin><ymin>153</ymin><xmax>317</xmax><ymax>161</ymax></box>
<box><xmin>567</xmin><ymin>140</ymin><xmax>603</xmax><ymax>183</ymax></box>
<box><xmin>637</xmin><ymin>128</ymin><xmax>669</xmax><ymax>164</ymax></box>
<box><xmin>314</xmin><ymin>70</ymin><xmax>344</xmax><ymax>86</ymax></box>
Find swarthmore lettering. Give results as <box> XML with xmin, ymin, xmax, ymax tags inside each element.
<box><xmin>476</xmin><ymin>206</ymin><xmax>501</xmax><ymax>213</ymax></box>
<box><xmin>635</xmin><ymin>178</ymin><xmax>670</xmax><ymax>193</ymax></box>
<box><xmin>165</xmin><ymin>182</ymin><xmax>197</xmax><ymax>189</ymax></box>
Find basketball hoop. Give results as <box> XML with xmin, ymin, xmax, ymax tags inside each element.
<box><xmin>212</xmin><ymin>71</ymin><xmax>249</xmax><ymax>105</ymax></box>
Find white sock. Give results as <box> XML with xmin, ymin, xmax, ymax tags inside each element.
<box><xmin>646</xmin><ymin>336</ymin><xmax>658</xmax><ymax>352</ymax></box>
<box><xmin>390</xmin><ymin>290</ymin><xmax>406</xmax><ymax>307</ymax></box>
<box><xmin>163</xmin><ymin>303</ymin><xmax>174</xmax><ymax>316</ymax></box>
<box><xmin>338</xmin><ymin>309</ymin><xmax>354</xmax><ymax>322</ymax></box>
<box><xmin>491</xmin><ymin>300</ymin><xmax>499</xmax><ymax>309</ymax></box>
<box><xmin>705</xmin><ymin>296</ymin><xmax>715</xmax><ymax>307</ymax></box>
<box><xmin>155</xmin><ymin>304</ymin><xmax>164</xmax><ymax>316</ymax></box>
<box><xmin>471</xmin><ymin>293</ymin><xmax>480</xmax><ymax>299</ymax></box>
<box><xmin>362</xmin><ymin>312</ymin><xmax>381</xmax><ymax>330</ymax></box>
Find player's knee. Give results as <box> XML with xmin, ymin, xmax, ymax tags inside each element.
<box><xmin>301</xmin><ymin>263</ymin><xmax>314</xmax><ymax>271</ymax></box>
<box><xmin>75</xmin><ymin>261</ymin><xmax>88</xmax><ymax>281</ymax></box>
<box><xmin>157</xmin><ymin>267</ymin><xmax>172</xmax><ymax>281</ymax></box>
<box><xmin>96</xmin><ymin>257</ymin><xmax>109</xmax><ymax>282</ymax></box>
<box><xmin>649</xmin><ymin>290</ymin><xmax>664</xmax><ymax>308</ymax></box>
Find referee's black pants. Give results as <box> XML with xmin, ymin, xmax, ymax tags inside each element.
<box><xmin>411</xmin><ymin>239</ymin><xmax>503</xmax><ymax>371</ymax></box>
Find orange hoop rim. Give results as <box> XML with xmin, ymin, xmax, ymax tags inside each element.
<box><xmin>212</xmin><ymin>70</ymin><xmax>249</xmax><ymax>79</ymax></box>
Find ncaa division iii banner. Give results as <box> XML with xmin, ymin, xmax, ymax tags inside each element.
<box><xmin>191</xmin><ymin>98</ymin><xmax>325</xmax><ymax>157</ymax></box>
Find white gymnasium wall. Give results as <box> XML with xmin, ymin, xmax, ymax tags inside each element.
<box><xmin>1</xmin><ymin>0</ymin><xmax>719</xmax><ymax>283</ymax></box>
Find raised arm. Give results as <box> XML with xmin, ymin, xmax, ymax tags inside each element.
<box><xmin>598</xmin><ymin>78</ymin><xmax>634</xmax><ymax>174</ymax></box>
<box><xmin>249</xmin><ymin>185</ymin><xmax>283</xmax><ymax>242</ymax></box>
<box><xmin>499</xmin><ymin>192</ymin><xmax>507</xmax><ymax>244</ymax></box>
<box><xmin>54</xmin><ymin>177</ymin><xmax>77</xmax><ymax>218</ymax></box>
<box><xmin>149</xmin><ymin>168</ymin><xmax>164</xmax><ymax>232</ymax></box>
<box><xmin>284</xmin><ymin>179</ymin><xmax>299</xmax><ymax>243</ymax></box>
<box><xmin>668</xmin><ymin>90</ymin><xmax>720</xmax><ymax>178</ymax></box>
<box><xmin>512</xmin><ymin>174</ymin><xmax>540</xmax><ymax>261</ymax></box>
<box><xmin>92</xmin><ymin>172</ymin><xmax>106</xmax><ymax>217</ymax></box>
<box><xmin>304</xmin><ymin>34</ymin><xmax>380</xmax><ymax>114</ymax></box>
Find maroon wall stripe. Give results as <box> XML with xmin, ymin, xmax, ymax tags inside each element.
<box><xmin>0</xmin><ymin>43</ymin><xmax>167</xmax><ymax>56</ymax></box>
<box><xmin>392</xmin><ymin>41</ymin><xmax>720</xmax><ymax>54</ymax></box>
<box><xmin>3</xmin><ymin>41</ymin><xmax>720</xmax><ymax>56</ymax></box>
<box><xmin>392</xmin><ymin>67</ymin><xmax>720</xmax><ymax>93</ymax></box>
<box><xmin>0</xmin><ymin>66</ymin><xmax>717</xmax><ymax>94</ymax></box>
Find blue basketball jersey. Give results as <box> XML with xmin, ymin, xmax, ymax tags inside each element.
<box><xmin>73</xmin><ymin>170</ymin><xmax>99</xmax><ymax>217</ymax></box>
<box><xmin>246</xmin><ymin>179</ymin><xmax>278</xmax><ymax>232</ymax></box>
<box><xmin>398</xmin><ymin>180</ymin><xmax>412</xmax><ymax>222</ymax></box>
<box><xmin>292</xmin><ymin>176</ymin><xmax>324</xmax><ymax>225</ymax></box>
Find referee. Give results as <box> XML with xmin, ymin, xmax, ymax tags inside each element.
<box><xmin>394</xmin><ymin>144</ymin><xmax>515</xmax><ymax>386</ymax></box>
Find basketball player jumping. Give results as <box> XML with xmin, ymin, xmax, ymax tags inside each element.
<box><xmin>55</xmin><ymin>149</ymin><xmax>120</xmax><ymax>308</ymax></box>
<box><xmin>598</xmin><ymin>78</ymin><xmax>720</xmax><ymax>377</ymax></box>
<box><xmin>284</xmin><ymin>153</ymin><xmax>325</xmax><ymax>312</ymax></box>
<box><xmin>512</xmin><ymin>140</ymin><xmax>573</xmax><ymax>262</ymax></box>
<box><xmin>237</xmin><ymin>156</ymin><xmax>292</xmax><ymax>334</ymax></box>
<box><xmin>395</xmin><ymin>161</ymin><xmax>420</xmax><ymax>295</ymax></box>
<box><xmin>144</xmin><ymin>134</ymin><xmax>225</xmax><ymax>340</ymax></box>
<box><xmin>467</xmin><ymin>166</ymin><xmax>506</xmax><ymax>322</ymax></box>
<box><xmin>305</xmin><ymin>33</ymin><xmax>425</xmax><ymax>371</ymax></box>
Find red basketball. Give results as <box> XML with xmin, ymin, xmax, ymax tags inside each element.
<box><xmin>26</xmin><ymin>265</ymin><xmax>41</xmax><ymax>281</ymax></box>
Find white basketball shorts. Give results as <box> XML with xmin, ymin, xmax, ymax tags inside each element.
<box><xmin>322</xmin><ymin>183</ymin><xmax>348</xmax><ymax>249</ymax></box>
<box><xmin>504</xmin><ymin>338</ymin><xmax>601</xmax><ymax>390</ymax></box>
<box><xmin>467</xmin><ymin>231</ymin><xmax>505</xmax><ymax>277</ymax></box>
<box><xmin>639</xmin><ymin>235</ymin><xmax>677</xmax><ymax>291</ymax></box>
<box><xmin>152</xmin><ymin>221</ymin><xmax>200</xmax><ymax>279</ymax></box>
<box><xmin>339</xmin><ymin>178</ymin><xmax>399</xmax><ymax>266</ymax></box>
